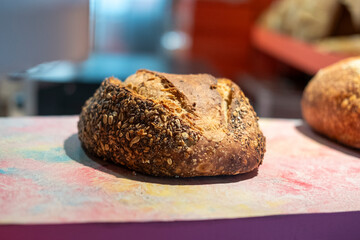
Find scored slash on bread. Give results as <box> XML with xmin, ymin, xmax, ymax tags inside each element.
<box><xmin>78</xmin><ymin>70</ymin><xmax>266</xmax><ymax>177</ymax></box>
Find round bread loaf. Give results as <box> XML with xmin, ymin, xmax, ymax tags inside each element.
<box><xmin>78</xmin><ymin>70</ymin><xmax>266</xmax><ymax>177</ymax></box>
<box><xmin>302</xmin><ymin>58</ymin><xmax>360</xmax><ymax>148</ymax></box>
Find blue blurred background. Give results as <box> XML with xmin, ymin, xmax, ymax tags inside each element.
<box><xmin>1</xmin><ymin>0</ymin><xmax>358</xmax><ymax>117</ymax></box>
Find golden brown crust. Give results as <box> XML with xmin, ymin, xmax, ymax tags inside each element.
<box><xmin>78</xmin><ymin>70</ymin><xmax>266</xmax><ymax>177</ymax></box>
<box><xmin>302</xmin><ymin>57</ymin><xmax>360</xmax><ymax>148</ymax></box>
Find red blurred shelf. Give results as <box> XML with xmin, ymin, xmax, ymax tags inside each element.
<box><xmin>251</xmin><ymin>25</ymin><xmax>349</xmax><ymax>75</ymax></box>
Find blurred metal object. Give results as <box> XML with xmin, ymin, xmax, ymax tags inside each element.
<box><xmin>0</xmin><ymin>0</ymin><xmax>89</xmax><ymax>74</ymax></box>
<box><xmin>0</xmin><ymin>0</ymin><xmax>89</xmax><ymax>116</ymax></box>
<box><xmin>92</xmin><ymin>0</ymin><xmax>171</xmax><ymax>54</ymax></box>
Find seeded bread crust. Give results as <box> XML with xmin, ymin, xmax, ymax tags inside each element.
<box><xmin>78</xmin><ymin>70</ymin><xmax>266</xmax><ymax>177</ymax></box>
<box><xmin>302</xmin><ymin>57</ymin><xmax>360</xmax><ymax>148</ymax></box>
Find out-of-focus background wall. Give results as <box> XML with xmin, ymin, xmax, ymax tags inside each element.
<box><xmin>1</xmin><ymin>0</ymin><xmax>358</xmax><ymax>118</ymax></box>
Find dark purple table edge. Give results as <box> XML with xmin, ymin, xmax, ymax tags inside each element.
<box><xmin>2</xmin><ymin>211</ymin><xmax>360</xmax><ymax>240</ymax></box>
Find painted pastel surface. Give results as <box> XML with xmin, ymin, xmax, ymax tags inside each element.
<box><xmin>0</xmin><ymin>116</ymin><xmax>359</xmax><ymax>224</ymax></box>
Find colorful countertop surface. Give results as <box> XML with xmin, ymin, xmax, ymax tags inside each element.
<box><xmin>0</xmin><ymin>116</ymin><xmax>359</xmax><ymax>224</ymax></box>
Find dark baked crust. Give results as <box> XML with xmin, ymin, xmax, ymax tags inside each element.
<box><xmin>78</xmin><ymin>70</ymin><xmax>266</xmax><ymax>177</ymax></box>
<box><xmin>302</xmin><ymin>57</ymin><xmax>360</xmax><ymax>148</ymax></box>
